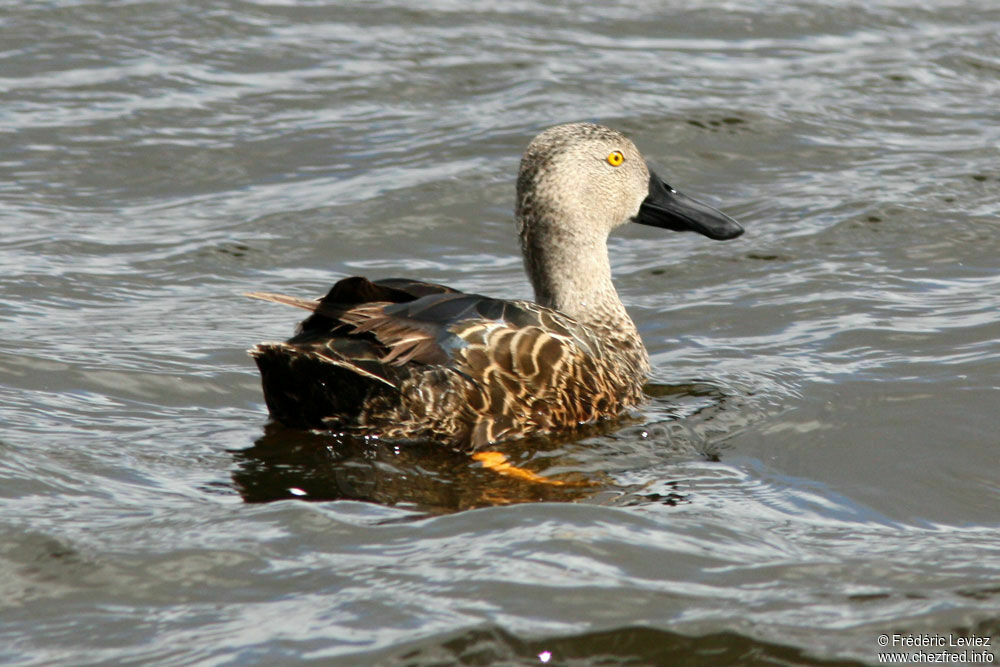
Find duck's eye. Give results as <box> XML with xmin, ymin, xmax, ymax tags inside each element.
<box><xmin>606</xmin><ymin>150</ymin><xmax>625</xmax><ymax>167</ymax></box>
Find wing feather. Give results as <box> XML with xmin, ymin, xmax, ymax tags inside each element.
<box><xmin>246</xmin><ymin>276</ymin><xmax>596</xmax><ymax>372</ymax></box>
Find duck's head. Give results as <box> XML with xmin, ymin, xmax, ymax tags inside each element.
<box><xmin>516</xmin><ymin>122</ymin><xmax>743</xmax><ymax>242</ymax></box>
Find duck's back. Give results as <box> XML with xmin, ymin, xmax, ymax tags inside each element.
<box><xmin>248</xmin><ymin>276</ymin><xmax>646</xmax><ymax>449</ymax></box>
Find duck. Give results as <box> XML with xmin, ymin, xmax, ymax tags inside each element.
<box><xmin>247</xmin><ymin>122</ymin><xmax>743</xmax><ymax>451</ymax></box>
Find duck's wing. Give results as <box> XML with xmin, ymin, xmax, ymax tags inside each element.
<box><xmin>248</xmin><ymin>276</ymin><xmax>595</xmax><ymax>371</ymax></box>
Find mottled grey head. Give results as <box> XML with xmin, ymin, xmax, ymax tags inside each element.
<box><xmin>516</xmin><ymin>123</ymin><xmax>649</xmax><ymax>241</ymax></box>
<box><xmin>515</xmin><ymin>122</ymin><xmax>743</xmax><ymax>244</ymax></box>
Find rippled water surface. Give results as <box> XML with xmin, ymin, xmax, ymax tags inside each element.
<box><xmin>2</xmin><ymin>1</ymin><xmax>999</xmax><ymax>664</ymax></box>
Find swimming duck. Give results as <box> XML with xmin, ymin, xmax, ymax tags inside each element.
<box><xmin>248</xmin><ymin>122</ymin><xmax>743</xmax><ymax>450</ymax></box>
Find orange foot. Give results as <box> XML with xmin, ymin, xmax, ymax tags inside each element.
<box><xmin>472</xmin><ymin>451</ymin><xmax>572</xmax><ymax>486</ymax></box>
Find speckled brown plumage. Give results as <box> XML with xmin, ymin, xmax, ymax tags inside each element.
<box><xmin>248</xmin><ymin>123</ymin><xmax>743</xmax><ymax>450</ymax></box>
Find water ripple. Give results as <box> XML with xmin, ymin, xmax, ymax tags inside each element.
<box><xmin>2</xmin><ymin>0</ymin><xmax>999</xmax><ymax>664</ymax></box>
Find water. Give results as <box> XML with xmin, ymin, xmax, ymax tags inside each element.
<box><xmin>2</xmin><ymin>1</ymin><xmax>999</xmax><ymax>664</ymax></box>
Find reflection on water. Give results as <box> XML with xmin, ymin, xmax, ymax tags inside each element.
<box><xmin>234</xmin><ymin>427</ymin><xmax>600</xmax><ymax>510</ymax></box>
<box><xmin>233</xmin><ymin>380</ymin><xmax>731</xmax><ymax>511</ymax></box>
<box><xmin>384</xmin><ymin>625</ymin><xmax>863</xmax><ymax>667</ymax></box>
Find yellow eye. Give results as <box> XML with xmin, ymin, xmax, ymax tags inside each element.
<box><xmin>606</xmin><ymin>150</ymin><xmax>624</xmax><ymax>166</ymax></box>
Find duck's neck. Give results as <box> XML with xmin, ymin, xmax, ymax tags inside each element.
<box><xmin>519</xmin><ymin>218</ymin><xmax>650</xmax><ymax>374</ymax></box>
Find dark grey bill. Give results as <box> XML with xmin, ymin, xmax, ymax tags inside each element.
<box><xmin>634</xmin><ymin>169</ymin><xmax>744</xmax><ymax>240</ymax></box>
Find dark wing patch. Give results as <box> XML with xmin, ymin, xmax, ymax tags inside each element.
<box><xmin>373</xmin><ymin>277</ymin><xmax>463</xmax><ymax>298</ymax></box>
<box><xmin>297</xmin><ymin>277</ymin><xmax>418</xmax><ymax>334</ymax></box>
<box><xmin>316</xmin><ymin>276</ymin><xmax>458</xmax><ymax>306</ymax></box>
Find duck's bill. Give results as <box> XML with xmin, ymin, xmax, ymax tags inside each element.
<box><xmin>634</xmin><ymin>170</ymin><xmax>744</xmax><ymax>240</ymax></box>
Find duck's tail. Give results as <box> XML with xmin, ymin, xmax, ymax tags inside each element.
<box><xmin>249</xmin><ymin>341</ymin><xmax>399</xmax><ymax>431</ymax></box>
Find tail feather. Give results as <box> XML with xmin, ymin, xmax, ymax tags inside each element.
<box><xmin>244</xmin><ymin>292</ymin><xmax>320</xmax><ymax>311</ymax></box>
